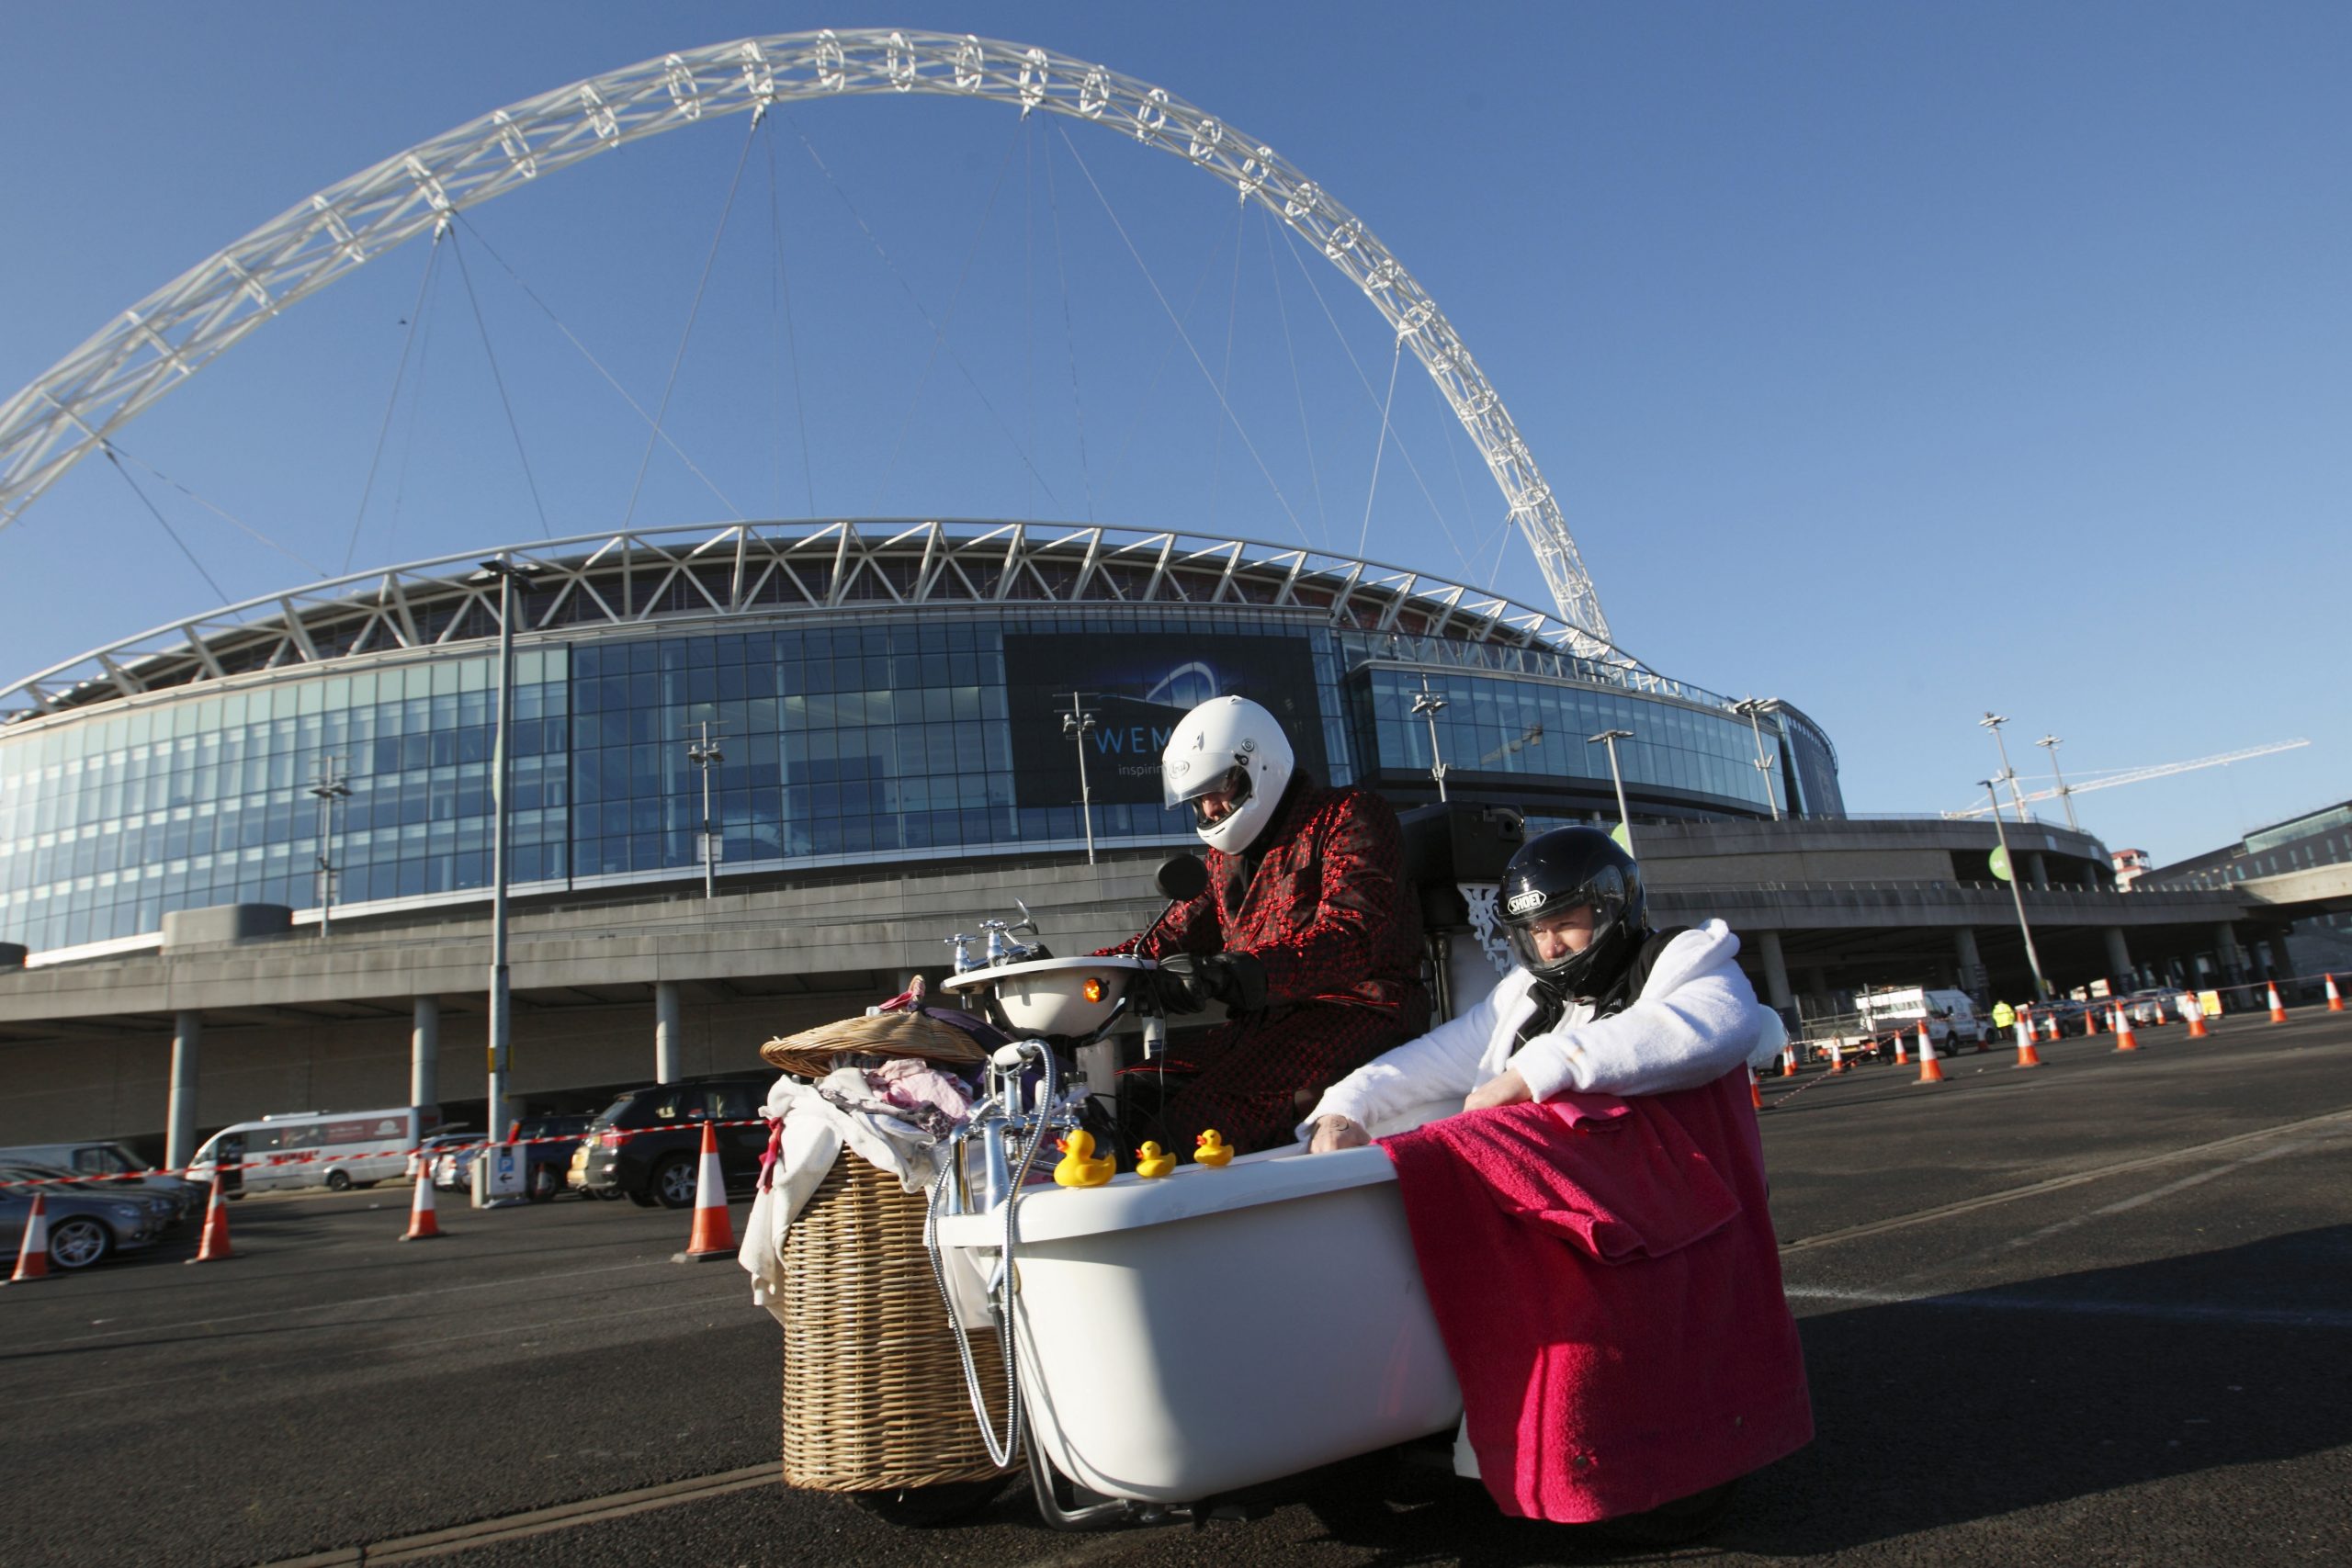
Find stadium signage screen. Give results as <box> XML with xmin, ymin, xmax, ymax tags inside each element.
<box><xmin>1001</xmin><ymin>632</ymin><xmax>1326</xmax><ymax>809</ymax></box>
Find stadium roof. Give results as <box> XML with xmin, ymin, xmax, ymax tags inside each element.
<box><xmin>2</xmin><ymin>520</ymin><xmax>1735</xmax><ymax>728</ymax></box>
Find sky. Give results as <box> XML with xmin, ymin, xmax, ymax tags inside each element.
<box><xmin>1</xmin><ymin>1</ymin><xmax>2345</xmax><ymax>864</ymax></box>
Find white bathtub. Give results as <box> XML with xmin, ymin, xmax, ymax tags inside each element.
<box><xmin>933</xmin><ymin>1125</ymin><xmax>1464</xmax><ymax>1503</ymax></box>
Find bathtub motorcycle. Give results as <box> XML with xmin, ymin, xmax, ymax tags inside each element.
<box><xmin>919</xmin><ymin>824</ymin><xmax>1517</xmax><ymax>1529</ymax></box>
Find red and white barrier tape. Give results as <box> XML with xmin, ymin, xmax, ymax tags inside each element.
<box><xmin>0</xmin><ymin>1117</ymin><xmax>775</xmax><ymax>1193</ymax></box>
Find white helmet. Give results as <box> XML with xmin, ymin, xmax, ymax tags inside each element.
<box><xmin>1160</xmin><ymin>695</ymin><xmax>1296</xmax><ymax>853</ymax></box>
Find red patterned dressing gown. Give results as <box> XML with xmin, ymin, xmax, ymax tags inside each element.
<box><xmin>1114</xmin><ymin>776</ymin><xmax>1429</xmax><ymax>1155</ymax></box>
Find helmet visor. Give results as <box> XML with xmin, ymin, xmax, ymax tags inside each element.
<box><xmin>1162</xmin><ymin>756</ymin><xmax>1250</xmax><ymax>812</ymax></box>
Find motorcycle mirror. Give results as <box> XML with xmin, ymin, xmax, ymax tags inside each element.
<box><xmin>1155</xmin><ymin>853</ymin><xmax>1208</xmax><ymax>902</ymax></box>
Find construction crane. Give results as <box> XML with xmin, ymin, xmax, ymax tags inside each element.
<box><xmin>1944</xmin><ymin>739</ymin><xmax>2311</xmax><ymax>822</ymax></box>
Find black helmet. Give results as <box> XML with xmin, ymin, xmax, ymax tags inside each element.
<box><xmin>1498</xmin><ymin>826</ymin><xmax>1648</xmax><ymax>998</ymax></box>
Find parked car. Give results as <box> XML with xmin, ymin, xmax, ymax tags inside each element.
<box><xmin>408</xmin><ymin>1128</ymin><xmax>480</xmax><ymax>1182</ymax></box>
<box><xmin>2123</xmin><ymin>988</ymin><xmax>2175</xmax><ymax>1026</ymax></box>
<box><xmin>436</xmin><ymin>1116</ymin><xmax>592</xmax><ymax>1202</ymax></box>
<box><xmin>0</xmin><ymin>1164</ymin><xmax>169</xmax><ymax>1269</ymax></box>
<box><xmin>0</xmin><ymin>1140</ymin><xmax>205</xmax><ymax>1223</ymax></box>
<box><xmin>572</xmin><ymin>1077</ymin><xmax>770</xmax><ymax>1209</ymax></box>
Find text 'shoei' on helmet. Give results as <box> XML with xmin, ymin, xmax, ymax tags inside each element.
<box><xmin>1159</xmin><ymin>695</ymin><xmax>1296</xmax><ymax>854</ymax></box>
<box><xmin>1498</xmin><ymin>826</ymin><xmax>1647</xmax><ymax>998</ymax></box>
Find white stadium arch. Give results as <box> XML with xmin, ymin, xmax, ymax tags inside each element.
<box><xmin>0</xmin><ymin>28</ymin><xmax>1611</xmax><ymax>648</ymax></box>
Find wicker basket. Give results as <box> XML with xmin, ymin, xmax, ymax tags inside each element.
<box><xmin>780</xmin><ymin>1155</ymin><xmax>1011</xmax><ymax>1492</ymax></box>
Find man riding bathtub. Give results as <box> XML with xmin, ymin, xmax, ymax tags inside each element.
<box><xmin>1302</xmin><ymin>825</ymin><xmax>1775</xmax><ymax>1150</ymax></box>
<box><xmin>1296</xmin><ymin>825</ymin><xmax>1812</xmax><ymax>1538</ymax></box>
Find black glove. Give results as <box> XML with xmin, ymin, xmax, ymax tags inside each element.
<box><xmin>1148</xmin><ymin>951</ymin><xmax>1269</xmax><ymax>1017</ymax></box>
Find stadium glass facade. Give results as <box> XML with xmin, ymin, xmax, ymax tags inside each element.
<box><xmin>0</xmin><ymin>530</ymin><xmax>1838</xmax><ymax>960</ymax></box>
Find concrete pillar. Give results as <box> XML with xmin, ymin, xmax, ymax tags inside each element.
<box><xmin>2102</xmin><ymin>929</ymin><xmax>2132</xmax><ymax>988</ymax></box>
<box><xmin>1953</xmin><ymin>928</ymin><xmax>1984</xmax><ymax>995</ymax></box>
<box><xmin>411</xmin><ymin>996</ymin><xmax>440</xmax><ymax>1112</ymax></box>
<box><xmin>167</xmin><ymin>1010</ymin><xmax>201</xmax><ymax>1171</ymax></box>
<box><xmin>655</xmin><ymin>980</ymin><xmax>684</xmax><ymax>1084</ymax></box>
<box><xmin>1755</xmin><ymin>929</ymin><xmax>1795</xmax><ymax>1014</ymax></box>
<box><xmin>2212</xmin><ymin>923</ymin><xmax>2243</xmax><ymax>987</ymax></box>
<box><xmin>2027</xmin><ymin>852</ymin><xmax>2050</xmax><ymax>889</ymax></box>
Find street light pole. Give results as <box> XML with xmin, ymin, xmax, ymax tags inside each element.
<box><xmin>1982</xmin><ymin>779</ymin><xmax>2050</xmax><ymax>999</ymax></box>
<box><xmin>1409</xmin><ymin>677</ymin><xmax>1450</xmax><ymax>802</ymax></box>
<box><xmin>1733</xmin><ymin>698</ymin><xmax>1781</xmax><ymax>820</ymax></box>
<box><xmin>1979</xmin><ymin>712</ymin><xmax>2031</xmax><ymax>823</ymax></box>
<box><xmin>2036</xmin><ymin>734</ymin><xmax>2079</xmax><ymax>832</ymax></box>
<box><xmin>686</xmin><ymin>721</ymin><xmax>724</xmax><ymax>898</ymax></box>
<box><xmin>469</xmin><ymin>556</ymin><xmax>539</xmax><ymax>1188</ymax></box>
<box><xmin>307</xmin><ymin>756</ymin><xmax>350</xmax><ymax>937</ymax></box>
<box><xmin>1588</xmin><ymin>728</ymin><xmax>1635</xmax><ymax>855</ymax></box>
<box><xmin>1061</xmin><ymin>694</ymin><xmax>1098</xmax><ymax>864</ymax></box>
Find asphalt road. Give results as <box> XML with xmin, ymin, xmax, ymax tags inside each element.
<box><xmin>3</xmin><ymin>1008</ymin><xmax>2348</xmax><ymax>1567</ymax></box>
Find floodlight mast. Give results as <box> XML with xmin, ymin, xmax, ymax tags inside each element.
<box><xmin>0</xmin><ymin>29</ymin><xmax>1612</xmax><ymax>649</ymax></box>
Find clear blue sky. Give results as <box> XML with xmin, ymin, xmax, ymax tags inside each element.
<box><xmin>2</xmin><ymin>2</ymin><xmax>2345</xmax><ymax>863</ymax></box>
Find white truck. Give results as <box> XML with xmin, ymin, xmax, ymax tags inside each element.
<box><xmin>1851</xmin><ymin>987</ymin><xmax>1989</xmax><ymax>1052</ymax></box>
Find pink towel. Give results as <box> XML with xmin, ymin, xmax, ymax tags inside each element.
<box><xmin>1382</xmin><ymin>1073</ymin><xmax>1813</xmax><ymax>1523</ymax></box>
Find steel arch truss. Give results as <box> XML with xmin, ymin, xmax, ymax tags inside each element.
<box><xmin>0</xmin><ymin>520</ymin><xmax>1706</xmax><ymax>729</ymax></box>
<box><xmin>0</xmin><ymin>28</ymin><xmax>1611</xmax><ymax>647</ymax></box>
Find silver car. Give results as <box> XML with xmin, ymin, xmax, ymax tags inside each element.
<box><xmin>0</xmin><ymin>1140</ymin><xmax>204</xmax><ymax>1224</ymax></box>
<box><xmin>0</xmin><ymin>1165</ymin><xmax>166</xmax><ymax>1270</ymax></box>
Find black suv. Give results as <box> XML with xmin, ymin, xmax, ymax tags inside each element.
<box><xmin>573</xmin><ymin>1076</ymin><xmax>770</xmax><ymax>1209</ymax></box>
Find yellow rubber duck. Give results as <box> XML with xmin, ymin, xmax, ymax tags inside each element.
<box><xmin>1193</xmin><ymin>1129</ymin><xmax>1235</xmax><ymax>1168</ymax></box>
<box><xmin>1053</xmin><ymin>1130</ymin><xmax>1116</xmax><ymax>1188</ymax></box>
<box><xmin>1134</xmin><ymin>1141</ymin><xmax>1177</xmax><ymax>1179</ymax></box>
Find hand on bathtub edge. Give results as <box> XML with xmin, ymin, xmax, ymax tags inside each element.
<box><xmin>1461</xmin><ymin>1066</ymin><xmax>1532</xmax><ymax>1112</ymax></box>
<box><xmin>1306</xmin><ymin>1114</ymin><xmax>1371</xmax><ymax>1153</ymax></box>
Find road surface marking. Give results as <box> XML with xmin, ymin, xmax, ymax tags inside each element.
<box><xmin>1779</xmin><ymin>1104</ymin><xmax>2352</xmax><ymax>1253</ymax></box>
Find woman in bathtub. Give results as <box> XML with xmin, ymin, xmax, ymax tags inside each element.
<box><xmin>1300</xmin><ymin>825</ymin><xmax>1776</xmax><ymax>1149</ymax></box>
<box><xmin>1295</xmin><ymin>825</ymin><xmax>1812</xmax><ymax>1538</ymax></box>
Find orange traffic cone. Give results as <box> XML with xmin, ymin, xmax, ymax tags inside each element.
<box><xmin>2328</xmin><ymin>974</ymin><xmax>2344</xmax><ymax>1012</ymax></box>
<box><xmin>1781</xmin><ymin>1043</ymin><xmax>1799</xmax><ymax>1078</ymax></box>
<box><xmin>2084</xmin><ymin>1006</ymin><xmax>2099</xmax><ymax>1036</ymax></box>
<box><xmin>401</xmin><ymin>1159</ymin><xmax>443</xmax><ymax>1241</ymax></box>
<box><xmin>2267</xmin><ymin>982</ymin><xmax>2289</xmax><ymax>1024</ymax></box>
<box><xmin>2186</xmin><ymin>998</ymin><xmax>2210</xmax><ymax>1039</ymax></box>
<box><xmin>2113</xmin><ymin>1005</ymin><xmax>2140</xmax><ymax>1051</ymax></box>
<box><xmin>1917</xmin><ymin>1030</ymin><xmax>1946</xmax><ymax>1084</ymax></box>
<box><xmin>2014</xmin><ymin>1021</ymin><xmax>2044</xmax><ymax>1069</ymax></box>
<box><xmin>186</xmin><ymin>1172</ymin><xmax>234</xmax><ymax>1264</ymax></box>
<box><xmin>2044</xmin><ymin>1012</ymin><xmax>2062</xmax><ymax>1043</ymax></box>
<box><xmin>1894</xmin><ymin>1031</ymin><xmax>1908</xmax><ymax>1066</ymax></box>
<box><xmin>7</xmin><ymin>1193</ymin><xmax>52</xmax><ymax>1284</ymax></box>
<box><xmin>672</xmin><ymin>1121</ymin><xmax>735</xmax><ymax>1263</ymax></box>
<box><xmin>1749</xmin><ymin>1066</ymin><xmax>1766</xmax><ymax>1110</ymax></box>
<box><xmin>1827</xmin><ymin>1039</ymin><xmax>1849</xmax><ymax>1075</ymax></box>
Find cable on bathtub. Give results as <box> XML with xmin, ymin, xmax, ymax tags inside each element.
<box><xmin>925</xmin><ymin>1041</ymin><xmax>1057</xmax><ymax>1472</ymax></box>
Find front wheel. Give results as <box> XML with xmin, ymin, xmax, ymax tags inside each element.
<box><xmin>325</xmin><ymin>1169</ymin><xmax>352</xmax><ymax>1192</ymax></box>
<box><xmin>651</xmin><ymin>1154</ymin><xmax>699</xmax><ymax>1210</ymax></box>
<box><xmin>47</xmin><ymin>1215</ymin><xmax>115</xmax><ymax>1270</ymax></box>
<box><xmin>527</xmin><ymin>1165</ymin><xmax>560</xmax><ymax>1203</ymax></box>
<box><xmin>850</xmin><ymin>1477</ymin><xmax>1012</xmax><ymax>1528</ymax></box>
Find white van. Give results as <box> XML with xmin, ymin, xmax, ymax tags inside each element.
<box><xmin>187</xmin><ymin>1107</ymin><xmax>428</xmax><ymax>1195</ymax></box>
<box><xmin>1852</xmin><ymin>987</ymin><xmax>1988</xmax><ymax>1050</ymax></box>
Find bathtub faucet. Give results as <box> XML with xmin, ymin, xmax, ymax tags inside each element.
<box><xmin>945</xmin><ymin>1039</ymin><xmax>1085</xmax><ymax>1216</ymax></box>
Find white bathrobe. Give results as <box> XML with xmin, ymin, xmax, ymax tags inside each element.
<box><xmin>1300</xmin><ymin>919</ymin><xmax>1780</xmax><ymax>1138</ymax></box>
